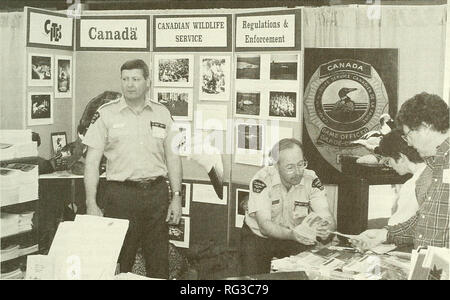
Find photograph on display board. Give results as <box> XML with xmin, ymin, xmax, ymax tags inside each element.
<box><xmin>236</xmin><ymin>54</ymin><xmax>260</xmax><ymax>80</ymax></box>
<box><xmin>169</xmin><ymin>216</ymin><xmax>190</xmax><ymax>248</ymax></box>
<box><xmin>54</xmin><ymin>55</ymin><xmax>72</xmax><ymax>98</ymax></box>
<box><xmin>237</xmin><ymin>123</ymin><xmax>263</xmax><ymax>151</ymax></box>
<box><xmin>235</xmin><ymin>91</ymin><xmax>261</xmax><ymax>118</ymax></box>
<box><xmin>181</xmin><ymin>183</ymin><xmax>191</xmax><ymax>215</ymax></box>
<box><xmin>235</xmin><ymin>188</ymin><xmax>249</xmax><ymax>228</ymax></box>
<box><xmin>270</xmin><ymin>54</ymin><xmax>298</xmax><ymax>80</ymax></box>
<box><xmin>199</xmin><ymin>56</ymin><xmax>230</xmax><ymax>101</ymax></box>
<box><xmin>154</xmin><ymin>55</ymin><xmax>194</xmax><ymax>87</ymax></box>
<box><xmin>28</xmin><ymin>92</ymin><xmax>53</xmax><ymax>126</ymax></box>
<box><xmin>173</xmin><ymin>122</ymin><xmax>191</xmax><ymax>156</ymax></box>
<box><xmin>28</xmin><ymin>53</ymin><xmax>53</xmax><ymax>86</ymax></box>
<box><xmin>154</xmin><ymin>88</ymin><xmax>193</xmax><ymax>121</ymax></box>
<box><xmin>268</xmin><ymin>91</ymin><xmax>297</xmax><ymax>119</ymax></box>
<box><xmin>50</xmin><ymin>132</ymin><xmax>67</xmax><ymax>155</ymax></box>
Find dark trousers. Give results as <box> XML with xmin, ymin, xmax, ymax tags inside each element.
<box><xmin>240</xmin><ymin>223</ymin><xmax>311</xmax><ymax>276</ymax></box>
<box><xmin>103</xmin><ymin>179</ymin><xmax>169</xmax><ymax>279</ymax></box>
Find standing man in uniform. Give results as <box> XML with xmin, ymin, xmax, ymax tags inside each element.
<box><xmin>240</xmin><ymin>138</ymin><xmax>336</xmax><ymax>276</ymax></box>
<box><xmin>351</xmin><ymin>92</ymin><xmax>449</xmax><ymax>250</ymax></box>
<box><xmin>83</xmin><ymin>59</ymin><xmax>183</xmax><ymax>279</ymax></box>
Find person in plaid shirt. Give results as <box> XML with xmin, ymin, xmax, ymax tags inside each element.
<box><xmin>351</xmin><ymin>92</ymin><xmax>449</xmax><ymax>250</ymax></box>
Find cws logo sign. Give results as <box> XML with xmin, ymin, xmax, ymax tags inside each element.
<box><xmin>303</xmin><ymin>48</ymin><xmax>398</xmax><ymax>174</ymax></box>
<box><xmin>27</xmin><ymin>8</ymin><xmax>74</xmax><ymax>50</ymax></box>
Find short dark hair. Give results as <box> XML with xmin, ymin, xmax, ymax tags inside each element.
<box><xmin>270</xmin><ymin>138</ymin><xmax>304</xmax><ymax>163</ymax></box>
<box><xmin>396</xmin><ymin>92</ymin><xmax>449</xmax><ymax>133</ymax></box>
<box><xmin>120</xmin><ymin>59</ymin><xmax>149</xmax><ymax>79</ymax></box>
<box><xmin>375</xmin><ymin>128</ymin><xmax>423</xmax><ymax>163</ymax></box>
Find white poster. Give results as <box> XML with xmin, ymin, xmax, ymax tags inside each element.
<box><xmin>192</xmin><ymin>183</ymin><xmax>228</xmax><ymax>205</ymax></box>
<box><xmin>27</xmin><ymin>8</ymin><xmax>73</xmax><ymax>49</ymax></box>
<box><xmin>154</xmin><ymin>16</ymin><xmax>229</xmax><ymax>49</ymax></box>
<box><xmin>78</xmin><ymin>17</ymin><xmax>149</xmax><ymax>50</ymax></box>
<box><xmin>236</xmin><ymin>14</ymin><xmax>296</xmax><ymax>48</ymax></box>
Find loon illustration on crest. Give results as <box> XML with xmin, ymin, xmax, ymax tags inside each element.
<box><xmin>333</xmin><ymin>87</ymin><xmax>358</xmax><ymax>112</ymax></box>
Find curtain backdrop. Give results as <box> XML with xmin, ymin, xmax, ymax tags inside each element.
<box><xmin>303</xmin><ymin>5</ymin><xmax>447</xmax><ymax>107</ymax></box>
<box><xmin>0</xmin><ymin>12</ymin><xmax>25</xmax><ymax>129</ymax></box>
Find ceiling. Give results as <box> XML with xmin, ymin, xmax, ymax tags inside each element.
<box><xmin>0</xmin><ymin>0</ymin><xmax>446</xmax><ymax>11</ymax></box>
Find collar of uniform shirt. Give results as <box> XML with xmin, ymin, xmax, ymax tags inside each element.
<box><xmin>272</xmin><ymin>166</ymin><xmax>306</xmax><ymax>188</ymax></box>
<box><xmin>118</xmin><ymin>96</ymin><xmax>154</xmax><ymax>113</ymax></box>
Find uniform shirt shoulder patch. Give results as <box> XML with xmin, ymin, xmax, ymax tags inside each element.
<box><xmin>312</xmin><ymin>177</ymin><xmax>324</xmax><ymax>191</ymax></box>
<box><xmin>252</xmin><ymin>179</ymin><xmax>267</xmax><ymax>193</ymax></box>
<box><xmin>91</xmin><ymin>111</ymin><xmax>100</xmax><ymax>125</ymax></box>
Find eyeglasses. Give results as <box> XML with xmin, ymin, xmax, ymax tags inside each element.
<box><xmin>284</xmin><ymin>160</ymin><xmax>308</xmax><ymax>173</ymax></box>
<box><xmin>401</xmin><ymin>128</ymin><xmax>413</xmax><ymax>143</ymax></box>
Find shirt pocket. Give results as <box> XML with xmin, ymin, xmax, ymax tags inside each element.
<box><xmin>108</xmin><ymin>127</ymin><xmax>130</xmax><ymax>144</ymax></box>
<box><xmin>270</xmin><ymin>199</ymin><xmax>282</xmax><ymax>220</ymax></box>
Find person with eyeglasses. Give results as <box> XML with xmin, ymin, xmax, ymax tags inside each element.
<box><xmin>351</xmin><ymin>92</ymin><xmax>449</xmax><ymax>250</ymax></box>
<box><xmin>375</xmin><ymin>129</ymin><xmax>430</xmax><ymax>226</ymax></box>
<box><xmin>240</xmin><ymin>138</ymin><xmax>335</xmax><ymax>276</ymax></box>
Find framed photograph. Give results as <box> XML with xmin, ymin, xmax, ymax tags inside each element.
<box><xmin>235</xmin><ymin>91</ymin><xmax>261</xmax><ymax>118</ymax></box>
<box><xmin>270</xmin><ymin>54</ymin><xmax>298</xmax><ymax>80</ymax></box>
<box><xmin>50</xmin><ymin>132</ymin><xmax>67</xmax><ymax>155</ymax></box>
<box><xmin>268</xmin><ymin>91</ymin><xmax>298</xmax><ymax>120</ymax></box>
<box><xmin>54</xmin><ymin>55</ymin><xmax>72</xmax><ymax>98</ymax></box>
<box><xmin>154</xmin><ymin>54</ymin><xmax>194</xmax><ymax>87</ymax></box>
<box><xmin>235</xmin><ymin>188</ymin><xmax>249</xmax><ymax>228</ymax></box>
<box><xmin>169</xmin><ymin>216</ymin><xmax>190</xmax><ymax>248</ymax></box>
<box><xmin>154</xmin><ymin>88</ymin><xmax>193</xmax><ymax>121</ymax></box>
<box><xmin>173</xmin><ymin>122</ymin><xmax>191</xmax><ymax>156</ymax></box>
<box><xmin>28</xmin><ymin>92</ymin><xmax>53</xmax><ymax>126</ymax></box>
<box><xmin>192</xmin><ymin>183</ymin><xmax>228</xmax><ymax>205</ymax></box>
<box><xmin>28</xmin><ymin>53</ymin><xmax>53</xmax><ymax>86</ymax></box>
<box><xmin>181</xmin><ymin>183</ymin><xmax>191</xmax><ymax>215</ymax></box>
<box><xmin>199</xmin><ymin>56</ymin><xmax>231</xmax><ymax>101</ymax></box>
<box><xmin>235</xmin><ymin>122</ymin><xmax>264</xmax><ymax>166</ymax></box>
<box><xmin>236</xmin><ymin>54</ymin><xmax>260</xmax><ymax>80</ymax></box>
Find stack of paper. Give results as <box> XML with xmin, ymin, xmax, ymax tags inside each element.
<box><xmin>1</xmin><ymin>244</ymin><xmax>20</xmax><ymax>262</ymax></box>
<box><xmin>0</xmin><ymin>130</ymin><xmax>37</xmax><ymax>160</ymax></box>
<box><xmin>27</xmin><ymin>215</ymin><xmax>129</xmax><ymax>280</ymax></box>
<box><xmin>18</xmin><ymin>211</ymin><xmax>35</xmax><ymax>232</ymax></box>
<box><xmin>0</xmin><ymin>169</ymin><xmax>20</xmax><ymax>207</ymax></box>
<box><xmin>294</xmin><ymin>212</ymin><xmax>328</xmax><ymax>241</ymax></box>
<box><xmin>4</xmin><ymin>163</ymin><xmax>39</xmax><ymax>203</ymax></box>
<box><xmin>19</xmin><ymin>244</ymin><xmax>39</xmax><ymax>257</ymax></box>
<box><xmin>0</xmin><ymin>212</ymin><xmax>19</xmax><ymax>237</ymax></box>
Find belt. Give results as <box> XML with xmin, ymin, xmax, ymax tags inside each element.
<box><xmin>110</xmin><ymin>176</ymin><xmax>165</xmax><ymax>190</ymax></box>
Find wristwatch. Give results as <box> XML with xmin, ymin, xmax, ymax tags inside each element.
<box><xmin>172</xmin><ymin>191</ymin><xmax>181</xmax><ymax>197</ymax></box>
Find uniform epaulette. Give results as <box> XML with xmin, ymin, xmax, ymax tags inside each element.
<box><xmin>97</xmin><ymin>97</ymin><xmax>121</xmax><ymax>111</ymax></box>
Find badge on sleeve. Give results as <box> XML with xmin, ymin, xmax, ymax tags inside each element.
<box><xmin>312</xmin><ymin>178</ymin><xmax>324</xmax><ymax>191</ymax></box>
<box><xmin>252</xmin><ymin>179</ymin><xmax>267</xmax><ymax>193</ymax></box>
<box><xmin>91</xmin><ymin>112</ymin><xmax>100</xmax><ymax>125</ymax></box>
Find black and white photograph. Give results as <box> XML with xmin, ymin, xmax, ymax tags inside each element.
<box><xmin>237</xmin><ymin>123</ymin><xmax>263</xmax><ymax>151</ymax></box>
<box><xmin>50</xmin><ymin>132</ymin><xmax>67</xmax><ymax>155</ymax></box>
<box><xmin>172</xmin><ymin>122</ymin><xmax>191</xmax><ymax>156</ymax></box>
<box><xmin>270</xmin><ymin>54</ymin><xmax>298</xmax><ymax>80</ymax></box>
<box><xmin>154</xmin><ymin>88</ymin><xmax>193</xmax><ymax>121</ymax></box>
<box><xmin>235</xmin><ymin>188</ymin><xmax>249</xmax><ymax>228</ymax></box>
<box><xmin>235</xmin><ymin>91</ymin><xmax>261</xmax><ymax>117</ymax></box>
<box><xmin>269</xmin><ymin>91</ymin><xmax>297</xmax><ymax>120</ymax></box>
<box><xmin>28</xmin><ymin>92</ymin><xmax>53</xmax><ymax>125</ymax></box>
<box><xmin>169</xmin><ymin>216</ymin><xmax>190</xmax><ymax>248</ymax></box>
<box><xmin>181</xmin><ymin>183</ymin><xmax>191</xmax><ymax>215</ymax></box>
<box><xmin>54</xmin><ymin>55</ymin><xmax>72</xmax><ymax>98</ymax></box>
<box><xmin>28</xmin><ymin>53</ymin><xmax>53</xmax><ymax>86</ymax></box>
<box><xmin>154</xmin><ymin>55</ymin><xmax>194</xmax><ymax>87</ymax></box>
<box><xmin>199</xmin><ymin>56</ymin><xmax>230</xmax><ymax>101</ymax></box>
<box><xmin>236</xmin><ymin>54</ymin><xmax>260</xmax><ymax>80</ymax></box>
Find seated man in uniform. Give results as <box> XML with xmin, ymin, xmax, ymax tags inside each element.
<box><xmin>240</xmin><ymin>138</ymin><xmax>336</xmax><ymax>276</ymax></box>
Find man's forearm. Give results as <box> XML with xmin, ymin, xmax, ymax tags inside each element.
<box><xmin>259</xmin><ymin>220</ymin><xmax>295</xmax><ymax>241</ymax></box>
<box><xmin>166</xmin><ymin>154</ymin><xmax>183</xmax><ymax>200</ymax></box>
<box><xmin>84</xmin><ymin>165</ymin><xmax>100</xmax><ymax>207</ymax></box>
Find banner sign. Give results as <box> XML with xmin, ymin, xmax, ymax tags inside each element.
<box><xmin>235</xmin><ymin>9</ymin><xmax>301</xmax><ymax>51</ymax></box>
<box><xmin>303</xmin><ymin>48</ymin><xmax>398</xmax><ymax>181</ymax></box>
<box><xmin>76</xmin><ymin>16</ymin><xmax>150</xmax><ymax>51</ymax></box>
<box><xmin>153</xmin><ymin>14</ymin><xmax>232</xmax><ymax>52</ymax></box>
<box><xmin>27</xmin><ymin>7</ymin><xmax>74</xmax><ymax>50</ymax></box>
